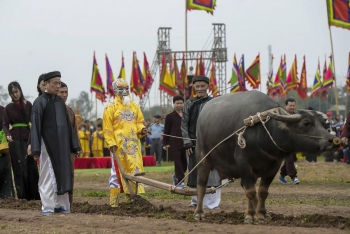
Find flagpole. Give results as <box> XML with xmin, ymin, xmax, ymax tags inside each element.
<box><xmin>185</xmin><ymin>0</ymin><xmax>188</xmax><ymax>52</ymax></box>
<box><xmin>89</xmin><ymin>92</ymin><xmax>92</xmax><ymax>123</ymax></box>
<box><xmin>327</xmin><ymin>26</ymin><xmax>339</xmax><ymax>115</ymax></box>
<box><xmin>95</xmin><ymin>96</ymin><xmax>97</xmax><ymax>120</ymax></box>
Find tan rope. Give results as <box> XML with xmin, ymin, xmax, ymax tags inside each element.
<box><xmin>257</xmin><ymin>113</ymin><xmax>289</xmax><ymax>152</ymax></box>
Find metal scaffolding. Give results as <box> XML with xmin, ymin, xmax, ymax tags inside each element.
<box><xmin>140</xmin><ymin>23</ymin><xmax>227</xmax><ymax>112</ymax></box>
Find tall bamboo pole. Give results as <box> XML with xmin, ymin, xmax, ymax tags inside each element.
<box><xmin>327</xmin><ymin>26</ymin><xmax>339</xmax><ymax>114</ymax></box>
<box><xmin>184</xmin><ymin>0</ymin><xmax>188</xmax><ymax>102</ymax></box>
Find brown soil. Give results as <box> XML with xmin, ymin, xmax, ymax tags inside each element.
<box><xmin>1</xmin><ymin>161</ymin><xmax>350</xmax><ymax>233</ymax></box>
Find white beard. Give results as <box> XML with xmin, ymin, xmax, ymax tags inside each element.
<box><xmin>122</xmin><ymin>96</ymin><xmax>131</xmax><ymax>106</ymax></box>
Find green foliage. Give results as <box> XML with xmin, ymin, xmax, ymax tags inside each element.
<box><xmin>69</xmin><ymin>91</ymin><xmax>95</xmax><ymax>120</ymax></box>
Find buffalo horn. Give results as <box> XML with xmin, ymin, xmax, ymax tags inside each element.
<box><xmin>267</xmin><ymin>111</ymin><xmax>302</xmax><ymax>122</ymax></box>
<box><xmin>316</xmin><ymin>111</ymin><xmax>328</xmax><ymax>120</ymax></box>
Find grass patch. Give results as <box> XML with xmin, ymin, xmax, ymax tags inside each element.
<box><xmin>1</xmin><ymin>225</ymin><xmax>7</xmax><ymax>230</ymax></box>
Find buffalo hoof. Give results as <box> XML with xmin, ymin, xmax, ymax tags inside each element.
<box><xmin>194</xmin><ymin>212</ymin><xmax>205</xmax><ymax>221</ymax></box>
<box><xmin>254</xmin><ymin>213</ymin><xmax>266</xmax><ymax>223</ymax></box>
<box><xmin>244</xmin><ymin>218</ymin><xmax>253</xmax><ymax>224</ymax></box>
<box><xmin>244</xmin><ymin>215</ymin><xmax>254</xmax><ymax>224</ymax></box>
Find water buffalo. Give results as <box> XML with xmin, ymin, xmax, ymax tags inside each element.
<box><xmin>194</xmin><ymin>90</ymin><xmax>340</xmax><ymax>223</ymax></box>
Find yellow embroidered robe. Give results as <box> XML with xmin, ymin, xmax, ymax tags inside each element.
<box><xmin>78</xmin><ymin>130</ymin><xmax>90</xmax><ymax>158</ymax></box>
<box><xmin>92</xmin><ymin>130</ymin><xmax>104</xmax><ymax>157</ymax></box>
<box><xmin>103</xmin><ymin>97</ymin><xmax>146</xmax><ymax>194</ymax></box>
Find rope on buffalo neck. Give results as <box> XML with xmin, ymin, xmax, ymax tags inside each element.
<box><xmin>257</xmin><ymin>112</ymin><xmax>289</xmax><ymax>152</ymax></box>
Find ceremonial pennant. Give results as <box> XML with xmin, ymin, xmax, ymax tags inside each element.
<box><xmin>159</xmin><ymin>53</ymin><xmax>177</xmax><ymax>97</ymax></box>
<box><xmin>90</xmin><ymin>51</ymin><xmax>106</xmax><ymax>103</ymax></box>
<box><xmin>130</xmin><ymin>52</ymin><xmax>144</xmax><ymax>98</ymax></box>
<box><xmin>310</xmin><ymin>59</ymin><xmax>322</xmax><ymax>98</ymax></box>
<box><xmin>245</xmin><ymin>54</ymin><xmax>261</xmax><ymax>89</ymax></box>
<box><xmin>209</xmin><ymin>56</ymin><xmax>219</xmax><ymax>97</ymax></box>
<box><xmin>239</xmin><ymin>54</ymin><xmax>247</xmax><ymax>91</ymax></box>
<box><xmin>118</xmin><ymin>52</ymin><xmax>126</xmax><ymax>79</ymax></box>
<box><xmin>327</xmin><ymin>0</ymin><xmax>350</xmax><ymax>30</ymax></box>
<box><xmin>142</xmin><ymin>52</ymin><xmax>154</xmax><ymax>97</ymax></box>
<box><xmin>187</xmin><ymin>0</ymin><xmax>216</xmax><ymax>14</ymax></box>
<box><xmin>105</xmin><ymin>54</ymin><xmax>115</xmax><ymax>98</ymax></box>
<box><xmin>286</xmin><ymin>55</ymin><xmax>299</xmax><ymax>94</ymax></box>
<box><xmin>297</xmin><ymin>56</ymin><xmax>307</xmax><ymax>100</ymax></box>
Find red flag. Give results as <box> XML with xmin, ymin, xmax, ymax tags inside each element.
<box><xmin>297</xmin><ymin>56</ymin><xmax>307</xmax><ymax>100</ymax></box>
<box><xmin>142</xmin><ymin>52</ymin><xmax>154</xmax><ymax>97</ymax></box>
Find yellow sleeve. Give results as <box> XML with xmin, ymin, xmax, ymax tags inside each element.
<box><xmin>103</xmin><ymin>104</ymin><xmax>116</xmax><ymax>148</ymax></box>
<box><xmin>134</xmin><ymin>104</ymin><xmax>146</xmax><ymax>139</ymax></box>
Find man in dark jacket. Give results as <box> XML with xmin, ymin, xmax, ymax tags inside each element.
<box><xmin>163</xmin><ymin>96</ymin><xmax>186</xmax><ymax>187</ymax></box>
<box><xmin>278</xmin><ymin>98</ymin><xmax>300</xmax><ymax>185</ymax></box>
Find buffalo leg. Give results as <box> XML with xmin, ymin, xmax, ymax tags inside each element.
<box><xmin>194</xmin><ymin>159</ymin><xmax>212</xmax><ymax>221</ymax></box>
<box><xmin>255</xmin><ymin>174</ymin><xmax>276</xmax><ymax>222</ymax></box>
<box><xmin>241</xmin><ymin>175</ymin><xmax>258</xmax><ymax>224</ymax></box>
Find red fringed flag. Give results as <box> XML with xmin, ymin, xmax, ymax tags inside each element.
<box><xmin>90</xmin><ymin>52</ymin><xmax>106</xmax><ymax>103</ymax></box>
<box><xmin>270</xmin><ymin>57</ymin><xmax>283</xmax><ymax>98</ymax></box>
<box><xmin>347</xmin><ymin>52</ymin><xmax>350</xmax><ymax>93</ymax></box>
<box><xmin>142</xmin><ymin>52</ymin><xmax>154</xmax><ymax>97</ymax></box>
<box><xmin>286</xmin><ymin>55</ymin><xmax>299</xmax><ymax>94</ymax></box>
<box><xmin>105</xmin><ymin>54</ymin><xmax>115</xmax><ymax>98</ymax></box>
<box><xmin>159</xmin><ymin>53</ymin><xmax>176</xmax><ymax>96</ymax></box>
<box><xmin>209</xmin><ymin>56</ymin><xmax>219</xmax><ymax>97</ymax></box>
<box><xmin>130</xmin><ymin>52</ymin><xmax>144</xmax><ymax>98</ymax></box>
<box><xmin>187</xmin><ymin>0</ymin><xmax>216</xmax><ymax>14</ymax></box>
<box><xmin>245</xmin><ymin>54</ymin><xmax>261</xmax><ymax>89</ymax></box>
<box><xmin>322</xmin><ymin>55</ymin><xmax>334</xmax><ymax>99</ymax></box>
<box><xmin>297</xmin><ymin>56</ymin><xmax>307</xmax><ymax>99</ymax></box>
<box><xmin>327</xmin><ymin>0</ymin><xmax>350</xmax><ymax>30</ymax></box>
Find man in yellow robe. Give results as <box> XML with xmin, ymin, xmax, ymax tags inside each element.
<box><xmin>103</xmin><ymin>78</ymin><xmax>147</xmax><ymax>207</ymax></box>
<box><xmin>78</xmin><ymin>124</ymin><xmax>90</xmax><ymax>158</ymax></box>
<box><xmin>92</xmin><ymin>123</ymin><xmax>104</xmax><ymax>157</ymax></box>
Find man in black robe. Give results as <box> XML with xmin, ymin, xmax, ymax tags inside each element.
<box><xmin>31</xmin><ymin>71</ymin><xmax>81</xmax><ymax>215</ymax></box>
<box><xmin>181</xmin><ymin>76</ymin><xmax>221</xmax><ymax>209</ymax></box>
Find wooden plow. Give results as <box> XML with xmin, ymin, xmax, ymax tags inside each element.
<box><xmin>111</xmin><ymin>150</ymin><xmax>216</xmax><ymax>200</ymax></box>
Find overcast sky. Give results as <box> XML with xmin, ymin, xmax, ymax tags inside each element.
<box><xmin>1</xmin><ymin>0</ymin><xmax>350</xmax><ymax>117</ymax></box>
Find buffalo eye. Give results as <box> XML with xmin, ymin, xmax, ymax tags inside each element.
<box><xmin>303</xmin><ymin>120</ymin><xmax>310</xmax><ymax>126</ymax></box>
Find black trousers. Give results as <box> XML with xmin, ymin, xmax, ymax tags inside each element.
<box><xmin>0</xmin><ymin>153</ymin><xmax>14</xmax><ymax>199</ymax></box>
<box><xmin>9</xmin><ymin>139</ymin><xmax>40</xmax><ymax>200</ymax></box>
<box><xmin>172</xmin><ymin>149</ymin><xmax>187</xmax><ymax>183</ymax></box>
<box><xmin>280</xmin><ymin>153</ymin><xmax>297</xmax><ymax>179</ymax></box>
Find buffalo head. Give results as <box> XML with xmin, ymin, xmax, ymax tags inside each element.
<box><xmin>267</xmin><ymin>109</ymin><xmax>340</xmax><ymax>152</ymax></box>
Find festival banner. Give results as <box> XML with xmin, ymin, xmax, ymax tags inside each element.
<box><xmin>245</xmin><ymin>54</ymin><xmax>261</xmax><ymax>89</ymax></box>
<box><xmin>279</xmin><ymin>55</ymin><xmax>287</xmax><ymax>97</ymax></box>
<box><xmin>159</xmin><ymin>53</ymin><xmax>177</xmax><ymax>96</ymax></box>
<box><xmin>285</xmin><ymin>55</ymin><xmax>299</xmax><ymax>94</ymax></box>
<box><xmin>187</xmin><ymin>0</ymin><xmax>216</xmax><ymax>14</ymax></box>
<box><xmin>327</xmin><ymin>0</ymin><xmax>350</xmax><ymax>30</ymax></box>
<box><xmin>238</xmin><ymin>54</ymin><xmax>247</xmax><ymax>91</ymax></box>
<box><xmin>229</xmin><ymin>54</ymin><xmax>241</xmax><ymax>93</ymax></box>
<box><xmin>118</xmin><ymin>52</ymin><xmax>126</xmax><ymax>79</ymax></box>
<box><xmin>90</xmin><ymin>52</ymin><xmax>106</xmax><ymax>103</ymax></box>
<box><xmin>321</xmin><ymin>59</ymin><xmax>329</xmax><ymax>98</ymax></box>
<box><xmin>270</xmin><ymin>57</ymin><xmax>283</xmax><ymax>98</ymax></box>
<box><xmin>310</xmin><ymin>59</ymin><xmax>322</xmax><ymax>98</ymax></box>
<box><xmin>105</xmin><ymin>54</ymin><xmax>115</xmax><ymax>98</ymax></box>
<box><xmin>130</xmin><ymin>52</ymin><xmax>144</xmax><ymax>98</ymax></box>
<box><xmin>209</xmin><ymin>56</ymin><xmax>219</xmax><ymax>97</ymax></box>
<box><xmin>297</xmin><ymin>56</ymin><xmax>307</xmax><ymax>100</ymax></box>
<box><xmin>142</xmin><ymin>52</ymin><xmax>154</xmax><ymax>97</ymax></box>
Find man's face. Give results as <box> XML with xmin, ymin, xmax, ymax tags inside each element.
<box><xmin>285</xmin><ymin>101</ymin><xmax>295</xmax><ymax>114</ymax></box>
<box><xmin>153</xmin><ymin>117</ymin><xmax>160</xmax><ymax>124</ymax></box>
<box><xmin>45</xmin><ymin>77</ymin><xmax>61</xmax><ymax>95</ymax></box>
<box><xmin>193</xmin><ymin>81</ymin><xmax>208</xmax><ymax>98</ymax></box>
<box><xmin>10</xmin><ymin>87</ymin><xmax>21</xmax><ymax>101</ymax></box>
<box><xmin>173</xmin><ymin>100</ymin><xmax>184</xmax><ymax>111</ymax></box>
<box><xmin>57</xmin><ymin>87</ymin><xmax>68</xmax><ymax>103</ymax></box>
